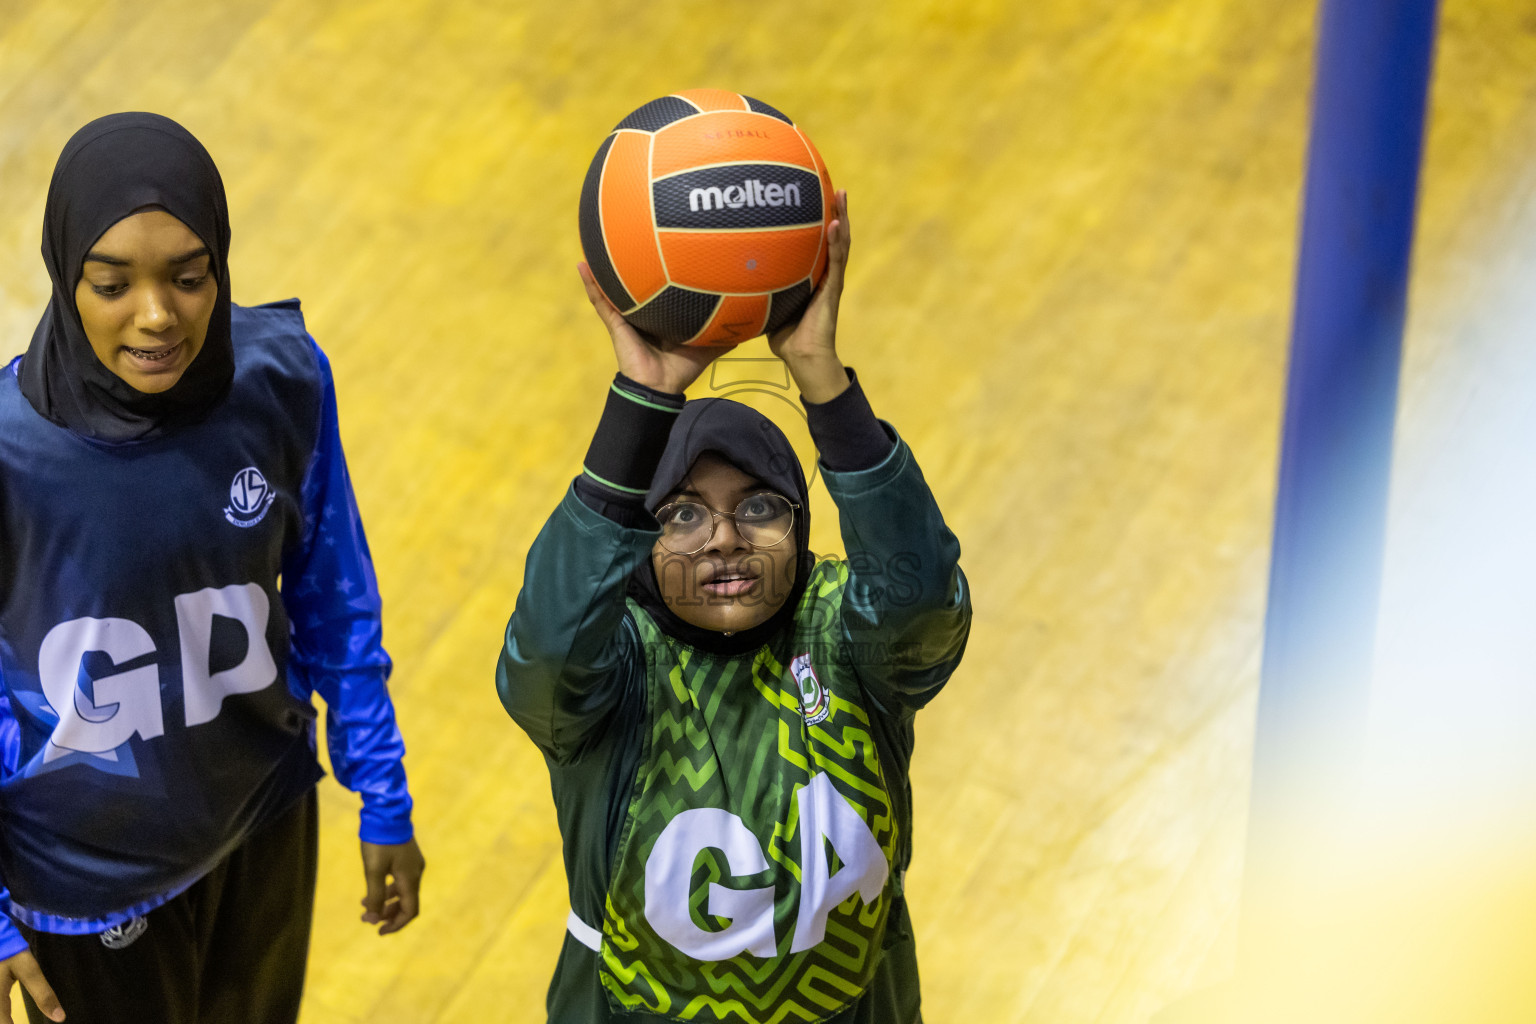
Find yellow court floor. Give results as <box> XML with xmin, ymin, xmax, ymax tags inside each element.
<box><xmin>2</xmin><ymin>2</ymin><xmax>1534</xmax><ymax>1021</ymax></box>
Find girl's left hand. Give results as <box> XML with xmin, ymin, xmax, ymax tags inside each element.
<box><xmin>360</xmin><ymin>837</ymin><xmax>426</xmax><ymax>936</ymax></box>
<box><xmin>768</xmin><ymin>190</ymin><xmax>851</xmax><ymax>403</ymax></box>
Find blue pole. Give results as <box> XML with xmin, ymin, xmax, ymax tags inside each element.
<box><xmin>1245</xmin><ymin>0</ymin><xmax>1441</xmax><ymax>939</ymax></box>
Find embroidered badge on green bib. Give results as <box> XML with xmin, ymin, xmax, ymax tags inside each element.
<box><xmin>599</xmin><ymin>560</ymin><xmax>899</xmax><ymax>1024</ymax></box>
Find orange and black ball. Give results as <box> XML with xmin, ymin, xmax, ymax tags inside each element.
<box><xmin>578</xmin><ymin>90</ymin><xmax>834</xmax><ymax>347</ymax></box>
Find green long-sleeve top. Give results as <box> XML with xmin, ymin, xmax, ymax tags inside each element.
<box><xmin>497</xmin><ymin>432</ymin><xmax>970</xmax><ymax>1024</ymax></box>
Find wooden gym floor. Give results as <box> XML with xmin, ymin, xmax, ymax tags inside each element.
<box><xmin>2</xmin><ymin>2</ymin><xmax>1534</xmax><ymax>1021</ymax></box>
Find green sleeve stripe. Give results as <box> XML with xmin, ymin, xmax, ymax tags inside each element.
<box><xmin>582</xmin><ymin>466</ymin><xmax>650</xmax><ymax>496</ymax></box>
<box><xmin>610</xmin><ymin>383</ymin><xmax>682</xmax><ymax>414</ymax></box>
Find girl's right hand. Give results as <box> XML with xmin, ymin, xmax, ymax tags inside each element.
<box><xmin>1</xmin><ymin>949</ymin><xmax>63</xmax><ymax>1022</ymax></box>
<box><xmin>578</xmin><ymin>263</ymin><xmax>727</xmax><ymax>395</ymax></box>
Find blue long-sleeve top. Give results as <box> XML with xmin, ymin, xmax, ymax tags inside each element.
<box><xmin>0</xmin><ymin>302</ymin><xmax>411</xmax><ymax>959</ymax></box>
<box><xmin>278</xmin><ymin>340</ymin><xmax>413</xmax><ymax>844</ymax></box>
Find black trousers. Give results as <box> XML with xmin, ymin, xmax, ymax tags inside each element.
<box><xmin>19</xmin><ymin>787</ymin><xmax>319</xmax><ymax>1024</ymax></box>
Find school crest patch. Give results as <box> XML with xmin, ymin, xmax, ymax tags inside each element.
<box><xmin>790</xmin><ymin>653</ymin><xmax>830</xmax><ymax>726</ymax></box>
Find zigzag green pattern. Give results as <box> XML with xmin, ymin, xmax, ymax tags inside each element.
<box><xmin>650</xmin><ymin>749</ymin><xmax>718</xmax><ymax>790</ymax></box>
<box><xmin>653</xmin><ymin>704</ymin><xmax>715</xmax><ymax>751</ymax></box>
<box><xmin>813</xmin><ymin>726</ymin><xmax>885</xmax><ymax>792</ymax></box>
<box><xmin>823</xmin><ymin>693</ymin><xmax>871</xmax><ymax>728</ymax></box>
<box><xmin>645</xmin><ymin>788</ymin><xmax>694</xmax><ymax>824</ymax></box>
<box><xmin>764</xmin><ymin>809</ymin><xmax>804</xmax><ymax>883</ymax></box>
<box><xmin>602</xmin><ymin>894</ymin><xmax>673</xmax><ymax>1011</ymax></box>
<box><xmin>601</xmin><ymin>566</ymin><xmax>899</xmax><ymax>1023</ymax></box>
<box><xmin>776</xmin><ymin>719</ymin><xmax>812</xmax><ymax>774</ymax></box>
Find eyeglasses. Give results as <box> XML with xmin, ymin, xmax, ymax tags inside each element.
<box><xmin>654</xmin><ymin>493</ymin><xmax>799</xmax><ymax>554</ymax></box>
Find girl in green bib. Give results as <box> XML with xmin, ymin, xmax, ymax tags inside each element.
<box><xmin>498</xmin><ymin>192</ymin><xmax>970</xmax><ymax>1024</ymax></box>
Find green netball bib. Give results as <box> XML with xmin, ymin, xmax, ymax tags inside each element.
<box><xmin>599</xmin><ymin>560</ymin><xmax>899</xmax><ymax>1024</ymax></box>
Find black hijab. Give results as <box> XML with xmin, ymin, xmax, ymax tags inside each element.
<box><xmin>20</xmin><ymin>112</ymin><xmax>234</xmax><ymax>443</ymax></box>
<box><xmin>630</xmin><ymin>398</ymin><xmax>816</xmax><ymax>657</ymax></box>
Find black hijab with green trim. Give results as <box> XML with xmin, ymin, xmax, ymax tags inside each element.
<box><xmin>20</xmin><ymin>112</ymin><xmax>234</xmax><ymax>443</ymax></box>
<box><xmin>629</xmin><ymin>398</ymin><xmax>816</xmax><ymax>657</ymax></box>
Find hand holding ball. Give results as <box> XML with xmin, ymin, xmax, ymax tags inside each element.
<box><xmin>578</xmin><ymin>90</ymin><xmax>834</xmax><ymax>347</ymax></box>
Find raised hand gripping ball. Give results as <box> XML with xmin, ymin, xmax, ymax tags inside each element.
<box><xmin>578</xmin><ymin>89</ymin><xmax>834</xmax><ymax>347</ymax></box>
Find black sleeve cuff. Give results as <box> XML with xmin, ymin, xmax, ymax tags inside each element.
<box><xmin>573</xmin><ymin>475</ymin><xmax>662</xmax><ymax>528</ymax></box>
<box><xmin>802</xmin><ymin>368</ymin><xmax>896</xmax><ymax>472</ymax></box>
<box><xmin>577</xmin><ymin>374</ymin><xmax>684</xmax><ymax>522</ymax></box>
